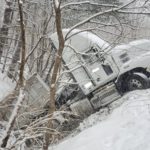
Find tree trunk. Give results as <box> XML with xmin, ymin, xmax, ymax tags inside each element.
<box><xmin>0</xmin><ymin>0</ymin><xmax>27</xmax><ymax>147</ymax></box>
<box><xmin>17</xmin><ymin>0</ymin><xmax>26</xmax><ymax>88</ymax></box>
<box><xmin>0</xmin><ymin>89</ymin><xmax>25</xmax><ymax>148</ymax></box>
<box><xmin>43</xmin><ymin>1</ymin><xmax>65</xmax><ymax>149</ymax></box>
<box><xmin>0</xmin><ymin>1</ymin><xmax>14</xmax><ymax>61</ymax></box>
<box><xmin>7</xmin><ymin>34</ymin><xmax>21</xmax><ymax>79</ymax></box>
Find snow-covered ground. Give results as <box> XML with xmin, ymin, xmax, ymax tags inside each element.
<box><xmin>0</xmin><ymin>72</ymin><xmax>14</xmax><ymax>101</ymax></box>
<box><xmin>51</xmin><ymin>89</ymin><xmax>150</xmax><ymax>150</ymax></box>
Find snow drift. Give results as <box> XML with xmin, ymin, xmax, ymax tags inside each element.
<box><xmin>51</xmin><ymin>89</ymin><xmax>150</xmax><ymax>150</ymax></box>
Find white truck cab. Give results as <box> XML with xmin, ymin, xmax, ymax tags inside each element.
<box><xmin>50</xmin><ymin>29</ymin><xmax>150</xmax><ymax>117</ymax></box>
<box><xmin>111</xmin><ymin>39</ymin><xmax>150</xmax><ymax>74</ymax></box>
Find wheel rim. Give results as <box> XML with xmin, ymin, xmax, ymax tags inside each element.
<box><xmin>128</xmin><ymin>78</ymin><xmax>143</xmax><ymax>90</ymax></box>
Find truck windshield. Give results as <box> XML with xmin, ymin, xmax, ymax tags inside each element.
<box><xmin>82</xmin><ymin>47</ymin><xmax>100</xmax><ymax>63</ymax></box>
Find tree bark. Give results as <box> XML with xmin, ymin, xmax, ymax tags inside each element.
<box><xmin>0</xmin><ymin>89</ymin><xmax>25</xmax><ymax>148</ymax></box>
<box><xmin>0</xmin><ymin>0</ymin><xmax>27</xmax><ymax>147</ymax></box>
<box><xmin>0</xmin><ymin>1</ymin><xmax>14</xmax><ymax>61</ymax></box>
<box><xmin>43</xmin><ymin>0</ymin><xmax>65</xmax><ymax>149</ymax></box>
<box><xmin>17</xmin><ymin>0</ymin><xmax>26</xmax><ymax>88</ymax></box>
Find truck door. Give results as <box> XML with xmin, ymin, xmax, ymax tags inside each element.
<box><xmin>81</xmin><ymin>46</ymin><xmax>119</xmax><ymax>88</ymax></box>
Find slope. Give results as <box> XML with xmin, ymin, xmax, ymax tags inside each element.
<box><xmin>51</xmin><ymin>89</ymin><xmax>150</xmax><ymax>150</ymax></box>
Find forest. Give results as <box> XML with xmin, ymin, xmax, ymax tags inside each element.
<box><xmin>0</xmin><ymin>0</ymin><xmax>150</xmax><ymax>149</ymax></box>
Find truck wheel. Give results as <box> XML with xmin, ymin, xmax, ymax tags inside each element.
<box><xmin>126</xmin><ymin>72</ymin><xmax>150</xmax><ymax>91</ymax></box>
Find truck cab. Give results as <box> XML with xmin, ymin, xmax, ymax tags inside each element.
<box><xmin>51</xmin><ymin>29</ymin><xmax>119</xmax><ymax>95</ymax></box>
<box><xmin>50</xmin><ymin>29</ymin><xmax>150</xmax><ymax>116</ymax></box>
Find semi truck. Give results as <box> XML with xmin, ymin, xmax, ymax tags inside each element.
<box><xmin>50</xmin><ymin>29</ymin><xmax>150</xmax><ymax>117</ymax></box>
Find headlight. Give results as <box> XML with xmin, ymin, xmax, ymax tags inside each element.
<box><xmin>146</xmin><ymin>66</ymin><xmax>150</xmax><ymax>73</ymax></box>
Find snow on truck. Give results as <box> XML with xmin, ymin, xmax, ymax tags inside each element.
<box><xmin>50</xmin><ymin>29</ymin><xmax>150</xmax><ymax>117</ymax></box>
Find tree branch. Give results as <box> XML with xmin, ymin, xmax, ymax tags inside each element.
<box><xmin>61</xmin><ymin>1</ymin><xmax>118</xmax><ymax>10</ymax></box>
<box><xmin>65</xmin><ymin>0</ymin><xmax>137</xmax><ymax>40</ymax></box>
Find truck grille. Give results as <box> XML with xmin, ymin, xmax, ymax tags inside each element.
<box><xmin>90</xmin><ymin>84</ymin><xmax>121</xmax><ymax>109</ymax></box>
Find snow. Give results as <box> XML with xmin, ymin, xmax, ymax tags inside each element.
<box><xmin>0</xmin><ymin>72</ymin><xmax>14</xmax><ymax>101</ymax></box>
<box><xmin>50</xmin><ymin>28</ymin><xmax>110</xmax><ymax>53</ymax></box>
<box><xmin>0</xmin><ymin>89</ymin><xmax>25</xmax><ymax>148</ymax></box>
<box><xmin>54</xmin><ymin>0</ymin><xmax>59</xmax><ymax>8</ymax></box>
<box><xmin>111</xmin><ymin>39</ymin><xmax>150</xmax><ymax>54</ymax></box>
<box><xmin>19</xmin><ymin>0</ymin><xmax>23</xmax><ymax>4</ymax></box>
<box><xmin>1</xmin><ymin>66</ymin><xmax>150</xmax><ymax>150</ymax></box>
<box><xmin>129</xmin><ymin>39</ymin><xmax>150</xmax><ymax>46</ymax></box>
<box><xmin>51</xmin><ymin>89</ymin><xmax>150</xmax><ymax>150</ymax></box>
<box><xmin>64</xmin><ymin>28</ymin><xmax>110</xmax><ymax>50</ymax></box>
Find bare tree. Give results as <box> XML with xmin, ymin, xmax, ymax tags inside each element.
<box><xmin>43</xmin><ymin>0</ymin><xmax>150</xmax><ymax>149</ymax></box>
<box><xmin>1</xmin><ymin>0</ymin><xmax>150</xmax><ymax>149</ymax></box>
<box><xmin>43</xmin><ymin>0</ymin><xmax>64</xmax><ymax>149</ymax></box>
<box><xmin>0</xmin><ymin>0</ymin><xmax>27</xmax><ymax>147</ymax></box>
<box><xmin>0</xmin><ymin>0</ymin><xmax>14</xmax><ymax>61</ymax></box>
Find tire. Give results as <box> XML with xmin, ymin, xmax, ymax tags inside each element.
<box><xmin>126</xmin><ymin>72</ymin><xmax>150</xmax><ymax>91</ymax></box>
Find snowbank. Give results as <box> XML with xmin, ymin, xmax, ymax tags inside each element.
<box><xmin>51</xmin><ymin>89</ymin><xmax>150</xmax><ymax>150</ymax></box>
<box><xmin>0</xmin><ymin>72</ymin><xmax>14</xmax><ymax>101</ymax></box>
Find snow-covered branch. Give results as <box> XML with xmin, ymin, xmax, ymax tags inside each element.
<box><xmin>61</xmin><ymin>1</ymin><xmax>118</xmax><ymax>10</ymax></box>
<box><xmin>0</xmin><ymin>88</ymin><xmax>25</xmax><ymax>148</ymax></box>
<box><xmin>117</xmin><ymin>10</ymin><xmax>150</xmax><ymax>15</ymax></box>
<box><xmin>65</xmin><ymin>0</ymin><xmax>137</xmax><ymax>39</ymax></box>
<box><xmin>54</xmin><ymin>0</ymin><xmax>60</xmax><ymax>9</ymax></box>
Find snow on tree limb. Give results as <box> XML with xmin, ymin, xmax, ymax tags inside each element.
<box><xmin>65</xmin><ymin>0</ymin><xmax>137</xmax><ymax>40</ymax></box>
<box><xmin>19</xmin><ymin>0</ymin><xmax>23</xmax><ymax>5</ymax></box>
<box><xmin>61</xmin><ymin>1</ymin><xmax>118</xmax><ymax>10</ymax></box>
<box><xmin>0</xmin><ymin>88</ymin><xmax>25</xmax><ymax>148</ymax></box>
<box><xmin>54</xmin><ymin>0</ymin><xmax>60</xmax><ymax>9</ymax></box>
